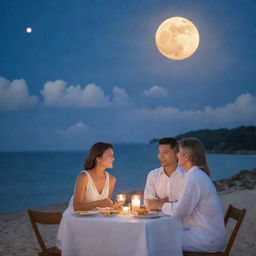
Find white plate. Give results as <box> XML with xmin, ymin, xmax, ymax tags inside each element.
<box><xmin>73</xmin><ymin>210</ymin><xmax>99</xmax><ymax>217</ymax></box>
<box><xmin>134</xmin><ymin>213</ymin><xmax>161</xmax><ymax>219</ymax></box>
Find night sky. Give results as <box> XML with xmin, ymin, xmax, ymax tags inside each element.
<box><xmin>0</xmin><ymin>0</ymin><xmax>255</xmax><ymax>151</ymax></box>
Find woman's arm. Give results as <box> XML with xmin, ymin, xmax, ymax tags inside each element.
<box><xmin>74</xmin><ymin>198</ymin><xmax>113</xmax><ymax>211</ymax></box>
<box><xmin>73</xmin><ymin>172</ymin><xmax>113</xmax><ymax>211</ymax></box>
<box><xmin>108</xmin><ymin>174</ymin><xmax>116</xmax><ymax>198</ymax></box>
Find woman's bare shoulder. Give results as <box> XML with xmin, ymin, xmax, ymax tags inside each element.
<box><xmin>109</xmin><ymin>173</ymin><xmax>116</xmax><ymax>183</ymax></box>
<box><xmin>77</xmin><ymin>171</ymin><xmax>89</xmax><ymax>182</ymax></box>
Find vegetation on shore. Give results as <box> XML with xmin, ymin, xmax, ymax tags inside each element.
<box><xmin>150</xmin><ymin>125</ymin><xmax>256</xmax><ymax>154</ymax></box>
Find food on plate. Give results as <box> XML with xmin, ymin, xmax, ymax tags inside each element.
<box><xmin>112</xmin><ymin>203</ymin><xmax>122</xmax><ymax>211</ymax></box>
<box><xmin>96</xmin><ymin>206</ymin><xmax>120</xmax><ymax>216</ymax></box>
<box><xmin>102</xmin><ymin>210</ymin><xmax>111</xmax><ymax>216</ymax></box>
<box><xmin>135</xmin><ymin>207</ymin><xmax>149</xmax><ymax>215</ymax></box>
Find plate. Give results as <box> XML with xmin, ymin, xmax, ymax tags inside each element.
<box><xmin>134</xmin><ymin>213</ymin><xmax>161</xmax><ymax>219</ymax></box>
<box><xmin>73</xmin><ymin>210</ymin><xmax>99</xmax><ymax>217</ymax></box>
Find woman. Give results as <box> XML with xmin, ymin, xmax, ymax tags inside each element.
<box><xmin>57</xmin><ymin>142</ymin><xmax>116</xmax><ymax>250</ymax></box>
<box><xmin>69</xmin><ymin>142</ymin><xmax>116</xmax><ymax>211</ymax></box>
<box><xmin>147</xmin><ymin>138</ymin><xmax>225</xmax><ymax>253</ymax></box>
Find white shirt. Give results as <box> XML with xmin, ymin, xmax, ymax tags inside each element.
<box><xmin>162</xmin><ymin>166</ymin><xmax>225</xmax><ymax>253</ymax></box>
<box><xmin>144</xmin><ymin>166</ymin><xmax>185</xmax><ymax>202</ymax></box>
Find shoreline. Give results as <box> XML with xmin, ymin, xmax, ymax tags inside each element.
<box><xmin>214</xmin><ymin>168</ymin><xmax>256</xmax><ymax>193</ymax></box>
<box><xmin>2</xmin><ymin>168</ymin><xmax>255</xmax><ymax>216</ymax></box>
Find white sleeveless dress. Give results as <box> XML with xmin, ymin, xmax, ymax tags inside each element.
<box><xmin>68</xmin><ymin>170</ymin><xmax>110</xmax><ymax>210</ymax></box>
<box><xmin>57</xmin><ymin>171</ymin><xmax>110</xmax><ymax>249</ymax></box>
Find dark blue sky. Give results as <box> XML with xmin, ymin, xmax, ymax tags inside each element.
<box><xmin>0</xmin><ymin>0</ymin><xmax>255</xmax><ymax>150</ymax></box>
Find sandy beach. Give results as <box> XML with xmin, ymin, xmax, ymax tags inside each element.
<box><xmin>1</xmin><ymin>189</ymin><xmax>255</xmax><ymax>256</ymax></box>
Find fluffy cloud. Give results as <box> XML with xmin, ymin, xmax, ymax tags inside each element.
<box><xmin>41</xmin><ymin>80</ymin><xmax>110</xmax><ymax>108</ymax></box>
<box><xmin>112</xmin><ymin>86</ymin><xmax>132</xmax><ymax>107</ymax></box>
<box><xmin>57</xmin><ymin>122</ymin><xmax>91</xmax><ymax>136</ymax></box>
<box><xmin>0</xmin><ymin>77</ymin><xmax>38</xmax><ymax>111</ymax></box>
<box><xmin>0</xmin><ymin>76</ymin><xmax>134</xmax><ymax>111</ymax></box>
<box><xmin>143</xmin><ymin>85</ymin><xmax>168</xmax><ymax>97</ymax></box>
<box><xmin>137</xmin><ymin>93</ymin><xmax>256</xmax><ymax>126</ymax></box>
<box><xmin>56</xmin><ymin>122</ymin><xmax>97</xmax><ymax>149</ymax></box>
<box><xmin>203</xmin><ymin>93</ymin><xmax>256</xmax><ymax>123</ymax></box>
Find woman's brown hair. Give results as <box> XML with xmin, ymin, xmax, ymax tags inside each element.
<box><xmin>83</xmin><ymin>142</ymin><xmax>113</xmax><ymax>170</ymax></box>
<box><xmin>179</xmin><ymin>137</ymin><xmax>211</xmax><ymax>176</ymax></box>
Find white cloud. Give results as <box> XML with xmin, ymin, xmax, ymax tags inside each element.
<box><xmin>57</xmin><ymin>122</ymin><xmax>91</xmax><ymax>136</ymax></box>
<box><xmin>56</xmin><ymin>122</ymin><xmax>97</xmax><ymax>149</ymax></box>
<box><xmin>137</xmin><ymin>93</ymin><xmax>256</xmax><ymax>125</ymax></box>
<box><xmin>203</xmin><ymin>93</ymin><xmax>256</xmax><ymax>123</ymax></box>
<box><xmin>0</xmin><ymin>77</ymin><xmax>38</xmax><ymax>111</ymax></box>
<box><xmin>41</xmin><ymin>80</ymin><xmax>110</xmax><ymax>108</ymax></box>
<box><xmin>112</xmin><ymin>86</ymin><xmax>132</xmax><ymax>107</ymax></box>
<box><xmin>143</xmin><ymin>85</ymin><xmax>168</xmax><ymax>97</ymax></box>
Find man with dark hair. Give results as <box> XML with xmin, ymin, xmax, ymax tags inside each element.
<box><xmin>144</xmin><ymin>137</ymin><xmax>185</xmax><ymax>209</ymax></box>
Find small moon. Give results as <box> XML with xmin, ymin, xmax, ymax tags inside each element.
<box><xmin>155</xmin><ymin>17</ymin><xmax>200</xmax><ymax>60</ymax></box>
<box><xmin>26</xmin><ymin>27</ymin><xmax>32</xmax><ymax>33</ymax></box>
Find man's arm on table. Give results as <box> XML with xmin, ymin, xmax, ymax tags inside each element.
<box><xmin>145</xmin><ymin>197</ymin><xmax>169</xmax><ymax>210</ymax></box>
<box><xmin>144</xmin><ymin>171</ymin><xmax>158</xmax><ymax>202</ymax></box>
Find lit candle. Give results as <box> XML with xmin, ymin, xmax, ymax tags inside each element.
<box><xmin>131</xmin><ymin>195</ymin><xmax>141</xmax><ymax>212</ymax></box>
<box><xmin>122</xmin><ymin>206</ymin><xmax>130</xmax><ymax>215</ymax></box>
<box><xmin>117</xmin><ymin>194</ymin><xmax>126</xmax><ymax>204</ymax></box>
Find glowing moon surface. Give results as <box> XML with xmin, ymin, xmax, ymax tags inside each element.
<box><xmin>26</xmin><ymin>27</ymin><xmax>32</xmax><ymax>33</ymax></box>
<box><xmin>155</xmin><ymin>17</ymin><xmax>200</xmax><ymax>60</ymax></box>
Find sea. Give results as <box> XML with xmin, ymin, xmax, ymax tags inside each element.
<box><xmin>0</xmin><ymin>143</ymin><xmax>255</xmax><ymax>214</ymax></box>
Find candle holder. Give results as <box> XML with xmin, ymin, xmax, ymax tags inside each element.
<box><xmin>122</xmin><ymin>205</ymin><xmax>130</xmax><ymax>215</ymax></box>
<box><xmin>116</xmin><ymin>193</ymin><xmax>126</xmax><ymax>205</ymax></box>
<box><xmin>131</xmin><ymin>194</ymin><xmax>141</xmax><ymax>212</ymax></box>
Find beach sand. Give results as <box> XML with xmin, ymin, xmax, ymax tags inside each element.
<box><xmin>219</xmin><ymin>189</ymin><xmax>256</xmax><ymax>256</ymax></box>
<box><xmin>0</xmin><ymin>190</ymin><xmax>255</xmax><ymax>256</ymax></box>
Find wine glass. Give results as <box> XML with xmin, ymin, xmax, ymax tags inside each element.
<box><xmin>116</xmin><ymin>194</ymin><xmax>126</xmax><ymax>206</ymax></box>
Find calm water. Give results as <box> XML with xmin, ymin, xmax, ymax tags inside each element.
<box><xmin>0</xmin><ymin>143</ymin><xmax>255</xmax><ymax>213</ymax></box>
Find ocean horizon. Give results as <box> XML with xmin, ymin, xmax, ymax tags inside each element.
<box><xmin>0</xmin><ymin>143</ymin><xmax>255</xmax><ymax>214</ymax></box>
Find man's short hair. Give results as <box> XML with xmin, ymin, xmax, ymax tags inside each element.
<box><xmin>159</xmin><ymin>137</ymin><xmax>178</xmax><ymax>153</ymax></box>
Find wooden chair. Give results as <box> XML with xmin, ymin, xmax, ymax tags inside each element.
<box><xmin>27</xmin><ymin>209</ymin><xmax>62</xmax><ymax>256</ymax></box>
<box><xmin>183</xmin><ymin>204</ymin><xmax>247</xmax><ymax>256</ymax></box>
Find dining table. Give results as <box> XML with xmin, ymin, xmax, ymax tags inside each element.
<box><xmin>56</xmin><ymin>207</ymin><xmax>183</xmax><ymax>256</ymax></box>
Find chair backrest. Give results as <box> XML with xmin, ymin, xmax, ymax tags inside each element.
<box><xmin>223</xmin><ymin>204</ymin><xmax>246</xmax><ymax>256</ymax></box>
<box><xmin>27</xmin><ymin>209</ymin><xmax>62</xmax><ymax>255</ymax></box>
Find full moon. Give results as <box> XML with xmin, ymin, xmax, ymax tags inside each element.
<box><xmin>155</xmin><ymin>17</ymin><xmax>200</xmax><ymax>60</ymax></box>
<box><xmin>26</xmin><ymin>27</ymin><xmax>32</xmax><ymax>33</ymax></box>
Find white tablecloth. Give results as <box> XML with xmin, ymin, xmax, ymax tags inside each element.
<box><xmin>57</xmin><ymin>208</ymin><xmax>182</xmax><ymax>256</ymax></box>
